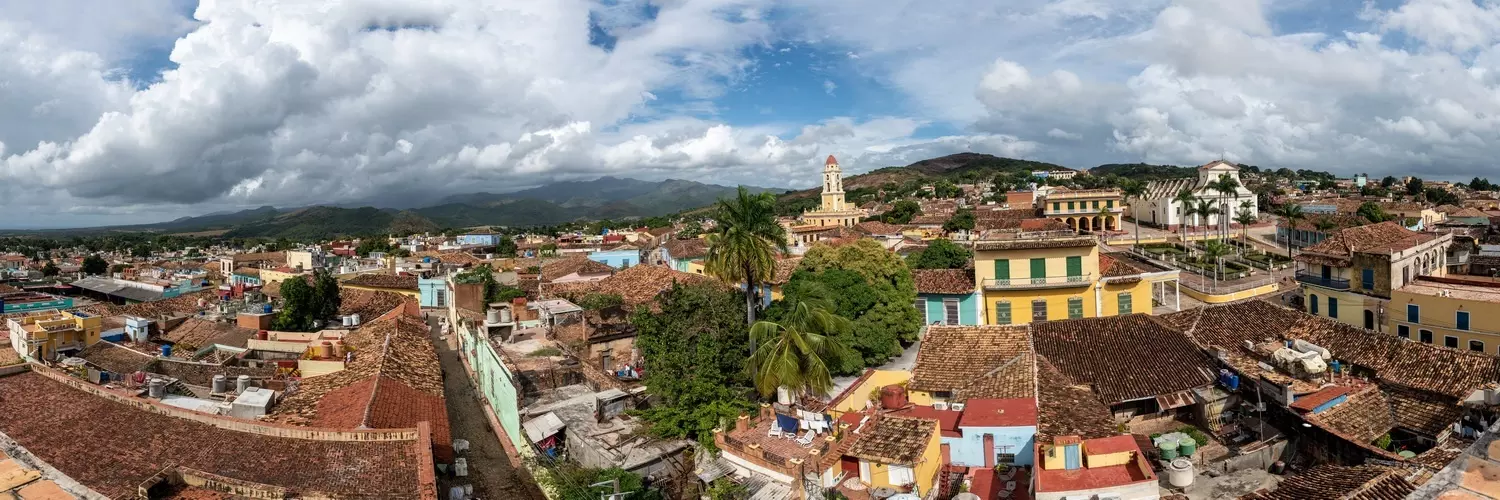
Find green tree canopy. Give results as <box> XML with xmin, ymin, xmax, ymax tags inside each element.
<box><xmin>775</xmin><ymin>239</ymin><xmax>921</xmax><ymax>372</ymax></box>
<box><xmin>1406</xmin><ymin>177</ymin><xmax>1424</xmax><ymax>196</ymax></box>
<box><xmin>747</xmin><ymin>298</ymin><xmax>852</xmax><ymax>398</ymax></box>
<box><xmin>495</xmin><ymin>236</ymin><xmax>518</xmax><ymax>257</ymax></box>
<box><xmin>705</xmin><ymin>187</ymin><xmax>787</xmax><ymax>325</ymax></box>
<box><xmin>1356</xmin><ymin>201</ymin><xmax>1392</xmax><ymax>223</ymax></box>
<box><xmin>905</xmin><ymin>238</ymin><xmax>971</xmax><ymax>270</ymax></box>
<box><xmin>81</xmin><ymin>255</ymin><xmax>108</xmax><ymax>275</ymax></box>
<box><xmin>537</xmin><ymin>464</ymin><xmax>661</xmax><ymax>500</ymax></box>
<box><xmin>942</xmin><ymin>209</ymin><xmax>975</xmax><ymax>233</ymax></box>
<box><xmin>881</xmin><ymin>200</ymin><xmax>921</xmax><ymax>224</ymax></box>
<box><xmin>41</xmin><ymin>260</ymin><xmax>59</xmax><ymax>277</ymax></box>
<box><xmin>578</xmin><ymin>293</ymin><xmax>624</xmax><ymax>311</ymax></box>
<box><xmin>1470</xmin><ymin>177</ymin><xmax>1496</xmax><ymax>191</ymax></box>
<box><xmin>630</xmin><ymin>282</ymin><xmax>753</xmax><ymax>448</ymax></box>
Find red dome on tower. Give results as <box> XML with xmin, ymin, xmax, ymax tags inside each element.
<box><xmin>825</xmin><ymin>154</ymin><xmax>838</xmax><ymax>165</ymax></box>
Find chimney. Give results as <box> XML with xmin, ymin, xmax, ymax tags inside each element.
<box><xmin>736</xmin><ymin>415</ymin><xmax>750</xmax><ymax>433</ymax></box>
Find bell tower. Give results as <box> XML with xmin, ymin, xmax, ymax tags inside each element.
<box><xmin>820</xmin><ymin>155</ymin><xmax>845</xmax><ymax>212</ymax></box>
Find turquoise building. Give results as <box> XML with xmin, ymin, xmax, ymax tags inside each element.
<box><xmin>419</xmin><ymin>278</ymin><xmax>448</xmax><ymax>308</ymax></box>
<box><xmin>913</xmin><ymin>269</ymin><xmax>980</xmax><ymax>325</ymax></box>
<box><xmin>950</xmin><ymin>398</ymin><xmax>1038</xmax><ymax>467</ymax></box>
<box><xmin>588</xmin><ymin>249</ymin><xmax>640</xmax><ymax>269</ymax></box>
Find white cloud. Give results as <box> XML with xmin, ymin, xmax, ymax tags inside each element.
<box><xmin>823</xmin><ymin>79</ymin><xmax>838</xmax><ymax>95</ymax></box>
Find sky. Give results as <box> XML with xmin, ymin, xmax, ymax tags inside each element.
<box><xmin>3</xmin><ymin>0</ymin><xmax>1500</xmax><ymax>227</ymax></box>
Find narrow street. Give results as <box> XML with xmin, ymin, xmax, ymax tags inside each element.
<box><xmin>428</xmin><ymin>315</ymin><xmax>544</xmax><ymax>500</ymax></box>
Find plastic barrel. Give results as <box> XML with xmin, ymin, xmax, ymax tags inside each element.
<box><xmin>1179</xmin><ymin>438</ymin><xmax>1197</xmax><ymax>456</ymax></box>
<box><xmin>1159</xmin><ymin>438</ymin><xmax>1180</xmax><ymax>460</ymax></box>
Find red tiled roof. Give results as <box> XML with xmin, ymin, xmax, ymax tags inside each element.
<box><xmin>912</xmin><ymin>268</ymin><xmax>975</xmax><ymax>295</ymax></box>
<box><xmin>1033</xmin><ymin>315</ymin><xmax>1216</xmax><ymax>404</ymax></box>
<box><xmin>889</xmin><ymin>405</ymin><xmax>962</xmax><ymax>438</ymax></box>
<box><xmin>1289</xmin><ymin>385</ymin><xmax>1352</xmax><ymax>412</ymax></box>
<box><xmin>1083</xmin><ymin>435</ymin><xmax>1138</xmax><ymax>456</ymax></box>
<box><xmin>0</xmin><ymin>371</ymin><xmax>424</xmax><ymax>498</ymax></box>
<box><xmin>345</xmin><ymin>273</ymin><xmax>419</xmax><ymax>290</ymax></box>
<box><xmin>826</xmin><ymin>154</ymin><xmax>838</xmax><ymax>165</ymax></box>
<box><xmin>957</xmin><ymin>398</ymin><xmax>1037</xmax><ymax>428</ymax></box>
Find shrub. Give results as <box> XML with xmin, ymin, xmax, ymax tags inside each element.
<box><xmin>1178</xmin><ymin>426</ymin><xmax>1209</xmax><ymax>446</ymax></box>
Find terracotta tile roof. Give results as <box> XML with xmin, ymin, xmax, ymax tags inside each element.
<box><xmin>231</xmin><ymin>252</ymin><xmax>286</xmax><ymax>264</ymax></box>
<box><xmin>1032</xmin><ymin>315</ymin><xmax>1216</xmax><ymax>404</ymax></box>
<box><xmin>413</xmin><ymin>251</ymin><xmax>483</xmax><ymax>266</ymax></box>
<box><xmin>1035</xmin><ymin>356</ymin><xmax>1118</xmax><ymax>442</ymax></box>
<box><xmin>854</xmin><ymin>221</ymin><xmax>907</xmax><ymax>236</ymax></box>
<box><xmin>0</xmin><ymin>371</ymin><xmax>424</xmax><ymax>498</ymax></box>
<box><xmin>543</xmin><ymin>264</ymin><xmax>718</xmax><ymax>308</ymax></box>
<box><xmin>162</xmin><ymin>318</ymin><xmax>256</xmax><ymax>352</ymax></box>
<box><xmin>912</xmin><ymin>269</ymin><xmax>975</xmax><ymax>295</ymax></box>
<box><xmin>846</xmin><ymin>415</ymin><xmax>936</xmax><ymax>465</ymax></box>
<box><xmin>1308</xmin><ymin>385</ymin><xmax>1395</xmax><ymax>444</ymax></box>
<box><xmin>662</xmin><ymin>238</ymin><xmax>709</xmax><ymax>260</ymax></box>
<box><xmin>909</xmin><ymin>325</ymin><xmax>1033</xmax><ymax>399</ymax></box>
<box><xmin>973</xmin><ymin>236</ymin><xmax>1096</xmax><ymax>251</ymax></box>
<box><xmin>1297</xmin><ymin>221</ymin><xmax>1441</xmax><ymax>267</ymax></box>
<box><xmin>1098</xmin><ymin>253</ymin><xmax>1146</xmax><ymax>279</ymax></box>
<box><xmin>345</xmin><ymin>273</ymin><xmax>419</xmax><ymax>290</ymax></box>
<box><xmin>270</xmin><ymin>316</ymin><xmax>443</xmax><ymax>424</ymax></box>
<box><xmin>0</xmin><ymin>283</ymin><xmax>18</xmax><ymax>293</ymax></box>
<box><xmin>337</xmin><ymin>288</ymin><xmax>410</xmax><ymax>320</ymax></box>
<box><xmin>1019</xmin><ymin>218</ymin><xmax>1069</xmax><ymax>231</ymax></box>
<box><xmin>1384</xmin><ymin>384</ymin><xmax>1464</xmax><ymax>437</ymax></box>
<box><xmin>79</xmin><ymin>290</ymin><xmax>215</xmax><ymax>318</ymax></box>
<box><xmin>1241</xmin><ymin>464</ymin><xmax>1414</xmax><ymax>500</ymax></box>
<box><xmin>767</xmin><ymin>257</ymin><xmax>804</xmax><ymax>285</ymax></box>
<box><xmin>232</xmin><ymin>267</ymin><xmax>261</xmax><ymax>278</ymax></box>
<box><xmin>76</xmin><ymin>341</ymin><xmax>155</xmax><ymax>374</ymax></box>
<box><xmin>540</xmin><ymin>256</ymin><xmax>616</xmax><ymax>282</ymax></box>
<box><xmin>909</xmin><ymin>215</ymin><xmax>949</xmax><ymax>226</ymax></box>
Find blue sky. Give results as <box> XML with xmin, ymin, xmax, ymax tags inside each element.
<box><xmin>6</xmin><ymin>0</ymin><xmax>1500</xmax><ymax>227</ymax></box>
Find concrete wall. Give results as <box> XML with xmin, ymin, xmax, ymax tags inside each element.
<box><xmin>918</xmin><ymin>293</ymin><xmax>979</xmax><ymax>325</ymax></box>
<box><xmin>951</xmin><ymin>425</ymin><xmax>1037</xmax><ymax>467</ymax></box>
<box><xmin>1034</xmin><ymin>480</ymin><xmax>1159</xmax><ymax>500</ymax></box>
<box><xmin>418</xmin><ymin>278</ymin><xmax>446</xmax><ymax>308</ymax></box>
<box><xmin>588</xmin><ymin>250</ymin><xmax>639</xmax><ymax>269</ymax></box>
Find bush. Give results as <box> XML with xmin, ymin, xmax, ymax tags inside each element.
<box><xmin>1178</xmin><ymin>426</ymin><xmax>1209</xmax><ymax>447</ymax></box>
<box><xmin>1375</xmin><ymin>433</ymin><xmax>1392</xmax><ymax>450</ymax></box>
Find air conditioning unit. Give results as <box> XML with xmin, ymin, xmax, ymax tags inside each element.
<box><xmin>933</xmin><ymin>402</ymin><xmax>949</xmax><ymax>411</ymax></box>
<box><xmin>951</xmin><ymin>403</ymin><xmax>966</xmax><ymax>412</ymax></box>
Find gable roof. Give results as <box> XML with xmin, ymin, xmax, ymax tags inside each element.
<box><xmin>909</xmin><ymin>325</ymin><xmax>1033</xmax><ymax>399</ymax></box>
<box><xmin>846</xmin><ymin>416</ymin><xmax>936</xmax><ymax>465</ymax></box>
<box><xmin>1297</xmin><ymin>221</ymin><xmax>1441</xmax><ymax>266</ymax></box>
<box><xmin>1241</xmin><ymin>464</ymin><xmax>1414</xmax><ymax>500</ymax></box>
<box><xmin>912</xmin><ymin>269</ymin><xmax>975</xmax><ymax>295</ymax></box>
<box><xmin>853</xmin><ymin>221</ymin><xmax>907</xmax><ymax>236</ymax></box>
<box><xmin>540</xmin><ymin>256</ymin><xmax>616</xmax><ymax>282</ymax></box>
<box><xmin>161</xmin><ymin>318</ymin><xmax>257</xmax><ymax>351</ymax></box>
<box><xmin>543</xmin><ymin>264</ymin><xmax>718</xmax><ymax>308</ymax></box>
<box><xmin>1308</xmin><ymin>384</ymin><xmax>1395</xmax><ymax>445</ymax></box>
<box><xmin>1032</xmin><ymin>314</ymin><xmax>1215</xmax><ymax>404</ymax></box>
<box><xmin>767</xmin><ymin>257</ymin><xmax>804</xmax><ymax>285</ymax></box>
<box><xmin>662</xmin><ymin>238</ymin><xmax>709</xmax><ymax>260</ymax></box>
<box><xmin>1035</xmin><ymin>356</ymin><xmax>1118</xmax><ymax>442</ymax></box>
<box><xmin>344</xmin><ymin>274</ymin><xmax>419</xmax><ymax>291</ymax></box>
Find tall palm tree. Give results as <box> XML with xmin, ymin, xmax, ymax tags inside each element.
<box><xmin>1234</xmin><ymin>201</ymin><xmax>1257</xmax><ymax>254</ymax></box>
<box><xmin>1121</xmin><ymin>180</ymin><xmax>1147</xmax><ymax>248</ymax></box>
<box><xmin>1094</xmin><ymin>205</ymin><xmax>1112</xmax><ymax>233</ymax></box>
<box><xmin>1173</xmin><ymin>189</ymin><xmax>1198</xmax><ymax>237</ymax></box>
<box><xmin>1202</xmin><ymin>240</ymin><xmax>1233</xmax><ymax>279</ymax></box>
<box><xmin>706</xmin><ymin>187</ymin><xmax>789</xmax><ymax>325</ymax></box>
<box><xmin>1211</xmin><ymin>174</ymin><xmax>1242</xmax><ymax>239</ymax></box>
<box><xmin>746</xmin><ymin>299</ymin><xmax>852</xmax><ymax>398</ymax></box>
<box><xmin>1273</xmin><ymin>204</ymin><xmax>1305</xmax><ymax>257</ymax></box>
<box><xmin>1194</xmin><ymin>200</ymin><xmax>1221</xmax><ymax>243</ymax></box>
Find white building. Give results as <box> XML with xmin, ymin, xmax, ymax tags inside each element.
<box><xmin>1129</xmin><ymin>160</ymin><xmax>1258</xmax><ymax>231</ymax></box>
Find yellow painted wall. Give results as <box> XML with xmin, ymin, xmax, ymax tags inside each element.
<box><xmin>1388</xmin><ymin>290</ymin><xmax>1500</xmax><ymax>352</ymax></box>
<box><xmin>259</xmin><ymin>268</ymin><xmax>302</xmax><ymax>284</ymax></box>
<box><xmin>1085</xmin><ymin>450</ymin><xmax>1131</xmax><ymax>468</ymax></box>
<box><xmin>974</xmin><ymin>244</ymin><xmax>1101</xmax><ymax>325</ymax></box>
<box><xmin>343</xmin><ymin>283</ymin><xmax>420</xmax><ymax>299</ymax></box>
<box><xmin>1100</xmin><ymin>280</ymin><xmax>1155</xmax><ymax>316</ymax></box>
<box><xmin>908</xmin><ymin>390</ymin><xmax>935</xmax><ymax>407</ymax></box>
<box><xmin>974</xmin><ymin>245</ymin><xmax>1101</xmax><ymax>283</ymax></box>
<box><xmin>860</xmin><ymin>429</ymin><xmax>942</xmax><ymax>495</ymax></box>
<box><xmin>1300</xmin><ymin>286</ymin><xmax>1374</xmax><ymax>329</ymax></box>
<box><xmin>1042</xmin><ymin>444</ymin><xmax>1065</xmax><ymax>470</ymax></box>
<box><xmin>983</xmin><ymin>288</ymin><xmax>1096</xmax><ymax>325</ymax></box>
<box><xmin>829</xmin><ymin>370</ymin><xmax>913</xmax><ymax>417</ymax></box>
<box><xmin>1179</xmin><ymin>282</ymin><xmax>1280</xmax><ymax>304</ymax></box>
<box><xmin>299</xmin><ymin>359</ymin><xmax>346</xmax><ymax>377</ymax></box>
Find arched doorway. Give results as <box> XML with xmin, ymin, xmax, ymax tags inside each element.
<box><xmin>1065</xmin><ymin>217</ymin><xmax>1076</xmax><ymax>230</ymax></box>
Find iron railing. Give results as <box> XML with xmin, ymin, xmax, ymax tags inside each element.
<box><xmin>982</xmin><ymin>274</ymin><xmax>1092</xmax><ymax>290</ymax></box>
<box><xmin>1295</xmin><ymin>271</ymin><xmax>1350</xmax><ymax>290</ymax></box>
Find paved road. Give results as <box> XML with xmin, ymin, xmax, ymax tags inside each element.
<box><xmin>427</xmin><ymin>315</ymin><xmax>544</xmax><ymax>500</ymax></box>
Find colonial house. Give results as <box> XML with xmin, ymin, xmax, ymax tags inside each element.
<box><xmin>912</xmin><ymin>269</ymin><xmax>980</xmax><ymax>326</ymax></box>
<box><xmin>1293</xmin><ymin>221</ymin><xmax>1451</xmax><ymax>332</ymax></box>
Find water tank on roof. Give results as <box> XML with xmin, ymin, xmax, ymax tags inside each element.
<box><xmin>212</xmin><ymin>374</ymin><xmax>227</xmax><ymax>394</ymax></box>
<box><xmin>499</xmin><ymin>307</ymin><xmax>512</xmax><ymax>324</ymax></box>
<box><xmin>160</xmin><ymin>344</ymin><xmax>172</xmax><ymax>358</ymax></box>
<box><xmin>236</xmin><ymin>375</ymin><xmax>251</xmax><ymax>394</ymax></box>
<box><xmin>263</xmin><ymin>303</ymin><xmax>273</xmax><ymax>314</ymax></box>
<box><xmin>1293</xmin><ymin>339</ymin><xmax>1331</xmax><ymax>360</ymax></box>
<box><xmin>486</xmin><ymin>308</ymin><xmax>499</xmax><ymax>324</ymax></box>
<box><xmin>879</xmin><ymin>385</ymin><xmax>909</xmax><ymax>410</ymax></box>
<box><xmin>147</xmin><ymin>378</ymin><xmax>166</xmax><ymax>399</ymax></box>
<box><xmin>351</xmin><ymin>313</ymin><xmax>360</xmax><ymax>326</ymax></box>
<box><xmin>1166</xmin><ymin>458</ymin><xmax>1195</xmax><ymax>488</ymax></box>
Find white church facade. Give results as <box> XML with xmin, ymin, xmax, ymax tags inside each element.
<box><xmin>1128</xmin><ymin>160</ymin><xmax>1259</xmax><ymax>231</ymax></box>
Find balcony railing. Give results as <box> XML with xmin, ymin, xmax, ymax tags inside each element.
<box><xmin>1295</xmin><ymin>271</ymin><xmax>1350</xmax><ymax>290</ymax></box>
<box><xmin>983</xmin><ymin>274</ymin><xmax>1092</xmax><ymax>290</ymax></box>
<box><xmin>1045</xmin><ymin>207</ymin><xmax>1124</xmax><ymax>215</ymax></box>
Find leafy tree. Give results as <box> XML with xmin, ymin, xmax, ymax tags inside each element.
<box><xmin>109</xmin><ymin>264</ymin><xmax>129</xmax><ymax>274</ymax></box>
<box><xmin>1357</xmin><ymin>202</ymin><xmax>1392</xmax><ymax>223</ymax></box>
<box><xmin>1233</xmin><ymin>202</ymin><xmax>1257</xmax><ymax>252</ymax></box>
<box><xmin>747</xmin><ymin>299</ymin><xmax>852</xmax><ymax>398</ymax></box>
<box><xmin>676</xmin><ymin>220</ymin><xmax>704</xmax><ymax>239</ymax></box>
<box><xmin>539</xmin><ymin>243</ymin><xmax>558</xmax><ymax>257</ymax></box>
<box><xmin>130</xmin><ymin>244</ymin><xmax>152</xmax><ymax>259</ymax></box>
<box><xmin>1317</xmin><ymin>179</ymin><xmax>1337</xmax><ymax>190</ymax></box>
<box><xmin>81</xmin><ymin>255</ymin><xmax>108</xmax><ymax>275</ymax></box>
<box><xmin>578</xmin><ymin>293</ymin><xmax>624</xmax><ymax>311</ymax></box>
<box><xmin>707</xmin><ymin>478</ymin><xmax>750</xmax><ymax>500</ymax></box>
<box><xmin>1201</xmin><ymin>240</ymin><xmax>1232</xmax><ymax>277</ymax></box>
<box><xmin>931</xmin><ymin>180</ymin><xmax>962</xmax><ymax>199</ymax></box>
<box><xmin>905</xmin><ymin>238</ymin><xmax>971</xmax><ymax>269</ymax></box>
<box><xmin>496</xmin><ymin>236</ymin><xmax>518</xmax><ymax>257</ymax></box>
<box><xmin>789</xmin><ymin>240</ymin><xmax>920</xmax><ymax>369</ymax></box>
<box><xmin>631</xmin><ymin>283</ymin><xmax>752</xmax><ymax>448</ymax></box>
<box><xmin>705</xmin><ymin>187</ymin><xmax>787</xmax><ymax>325</ymax></box>
<box><xmin>454</xmin><ymin>264</ymin><xmax>518</xmax><ymax>303</ymax></box>
<box><xmin>1425</xmin><ymin>187</ymin><xmax>1462</xmax><ymax>206</ymax></box>
<box><xmin>1470</xmin><ymin>177</ymin><xmax>1496</xmax><ymax>191</ymax></box>
<box><xmin>1381</xmin><ymin>176</ymin><xmax>1399</xmax><ymax>189</ymax></box>
<box><xmin>273</xmin><ymin>277</ymin><xmax>316</xmax><ymax>331</ymax></box>
<box><xmin>882</xmin><ymin>200</ymin><xmax>921</xmax><ymax>224</ymax></box>
<box><xmin>1192</xmin><ymin>200</ymin><xmax>1221</xmax><ymax>238</ymax></box>
<box><xmin>1211</xmin><ymin>174</ymin><xmax>1242</xmax><ymax>238</ymax></box>
<box><xmin>1406</xmin><ymin>177</ymin><xmax>1424</xmax><ymax>196</ymax></box>
<box><xmin>537</xmin><ymin>464</ymin><xmax>661</xmax><ymax>500</ymax></box>
<box><xmin>312</xmin><ymin>269</ymin><xmax>342</xmax><ymax>320</ymax></box>
<box><xmin>41</xmin><ymin>260</ymin><xmax>59</xmax><ymax>277</ymax></box>
<box><xmin>1313</xmin><ymin>216</ymin><xmax>1338</xmax><ymax>233</ymax></box>
<box><xmin>942</xmin><ymin>209</ymin><xmax>975</xmax><ymax>233</ymax></box>
<box><xmin>355</xmin><ymin>238</ymin><xmax>395</xmax><ymax>257</ymax></box>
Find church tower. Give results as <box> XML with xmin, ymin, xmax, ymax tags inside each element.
<box><xmin>820</xmin><ymin>155</ymin><xmax>846</xmax><ymax>212</ymax></box>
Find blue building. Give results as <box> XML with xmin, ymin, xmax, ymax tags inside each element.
<box><xmin>457</xmin><ymin>230</ymin><xmax>503</xmax><ymax>247</ymax></box>
<box><xmin>0</xmin><ymin>292</ymin><xmax>74</xmax><ymax>313</ymax></box>
<box><xmin>419</xmin><ymin>278</ymin><xmax>449</xmax><ymax>307</ymax></box>
<box><xmin>949</xmin><ymin>398</ymin><xmax>1038</xmax><ymax>466</ymax></box>
<box><xmin>913</xmin><ymin>269</ymin><xmax>980</xmax><ymax>325</ymax></box>
<box><xmin>589</xmin><ymin>249</ymin><xmax>640</xmax><ymax>269</ymax></box>
<box><xmin>230</xmin><ymin>268</ymin><xmax>263</xmax><ymax>287</ymax></box>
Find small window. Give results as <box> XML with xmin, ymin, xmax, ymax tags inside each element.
<box><xmin>1106</xmin><ymin>200</ymin><xmax>1114</xmax><ymax>209</ymax></box>
<box><xmin>1458</xmin><ymin>311</ymin><xmax>1471</xmax><ymax>331</ymax></box>
<box><xmin>1328</xmin><ymin>297</ymin><xmax>1338</xmax><ymax>319</ymax></box>
<box><xmin>1361</xmin><ymin>268</ymin><xmax>1374</xmax><ymax>290</ymax></box>
<box><xmin>995</xmin><ymin>301</ymin><xmax>1012</xmax><ymax>325</ymax></box>
<box><xmin>1407</xmin><ymin>304</ymin><xmax>1419</xmax><ymax>323</ymax></box>
<box><xmin>1445</xmin><ymin>336</ymin><xmax>1459</xmax><ymax>349</ymax></box>
<box><xmin>1067</xmin><ymin>297</ymin><xmax>1084</xmax><ymax>319</ymax></box>
<box><xmin>915</xmin><ymin>298</ymin><xmax>927</xmax><ymax>322</ymax></box>
<box><xmin>1117</xmin><ymin>292</ymin><xmax>1133</xmax><ymax>315</ymax></box>
<box><xmin>1471</xmin><ymin>340</ymin><xmax>1485</xmax><ymax>352</ymax></box>
<box><xmin>1420</xmin><ymin>330</ymin><xmax>1433</xmax><ymax>344</ymax></box>
<box><xmin>1068</xmin><ymin>201</ymin><xmax>1076</xmax><ymax>210</ymax></box>
<box><xmin>435</xmin><ymin>289</ymin><xmax>446</xmax><ymax>307</ymax></box>
<box><xmin>1309</xmin><ymin>294</ymin><xmax>1320</xmax><ymax>315</ymax></box>
<box><xmin>1032</xmin><ymin>300</ymin><xmax>1048</xmax><ymax>323</ymax></box>
<box><xmin>1398</xmin><ymin>325</ymin><xmax>1410</xmax><ymax>339</ymax></box>
<box><xmin>996</xmin><ymin>453</ymin><xmax>1017</xmax><ymax>464</ymax></box>
<box><xmin>944</xmin><ymin>299</ymin><xmax>960</xmax><ymax>325</ymax></box>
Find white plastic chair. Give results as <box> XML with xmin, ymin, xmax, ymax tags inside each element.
<box><xmin>797</xmin><ymin>429</ymin><xmax>816</xmax><ymax>446</ymax></box>
<box><xmin>768</xmin><ymin>423</ymin><xmax>783</xmax><ymax>438</ymax></box>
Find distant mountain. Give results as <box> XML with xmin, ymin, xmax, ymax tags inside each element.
<box><xmin>442</xmin><ymin>177</ymin><xmax>780</xmax><ymax>216</ymax></box>
<box><xmin>1089</xmin><ymin>163</ymin><xmax>1199</xmax><ymax>180</ymax></box>
<box><xmin>221</xmin><ymin>207</ymin><xmax>439</xmax><ymax>239</ymax></box>
<box><xmin>780</xmin><ymin>153</ymin><xmax>1073</xmax><ymax>201</ymax></box>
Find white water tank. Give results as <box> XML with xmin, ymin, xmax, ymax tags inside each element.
<box><xmin>499</xmin><ymin>307</ymin><xmax>512</xmax><ymax>323</ymax></box>
<box><xmin>486</xmin><ymin>308</ymin><xmax>500</xmax><ymax>324</ymax></box>
<box><xmin>1166</xmin><ymin>457</ymin><xmax>1195</xmax><ymax>488</ymax></box>
<box><xmin>1293</xmin><ymin>339</ymin><xmax>1331</xmax><ymax>360</ymax></box>
<box><xmin>147</xmin><ymin>378</ymin><xmax>166</xmax><ymax>399</ymax></box>
<box><xmin>212</xmin><ymin>374</ymin><xmax>227</xmax><ymax>394</ymax></box>
<box><xmin>236</xmin><ymin>375</ymin><xmax>252</xmax><ymax>394</ymax></box>
<box><xmin>351</xmin><ymin>313</ymin><xmax>361</xmax><ymax>326</ymax></box>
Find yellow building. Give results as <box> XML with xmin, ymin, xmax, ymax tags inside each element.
<box><xmin>1041</xmin><ymin>188</ymin><xmax>1124</xmax><ymax>232</ymax></box>
<box><xmin>258</xmin><ymin>267</ymin><xmax>304</xmax><ymax>284</ymax></box>
<box><xmin>847</xmin><ymin>415</ymin><xmax>943</xmax><ymax>496</ymax></box>
<box><xmin>796</xmin><ymin>155</ymin><xmax>865</xmax><ymax>228</ymax></box>
<box><xmin>1388</xmin><ymin>276</ymin><xmax>1500</xmax><ymax>353</ymax></box>
<box><xmin>1293</xmin><ymin>221</ymin><xmax>1452</xmax><ymax>332</ymax></box>
<box><xmin>5</xmin><ymin>310</ymin><xmax>102</xmax><ymax>361</ymax></box>
<box><xmin>971</xmin><ymin>234</ymin><xmax>1177</xmax><ymax>325</ymax></box>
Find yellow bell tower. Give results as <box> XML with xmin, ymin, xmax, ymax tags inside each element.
<box><xmin>820</xmin><ymin>155</ymin><xmax>846</xmax><ymax>212</ymax></box>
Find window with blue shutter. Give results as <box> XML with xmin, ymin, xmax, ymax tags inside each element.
<box><xmin>1310</xmin><ymin>294</ymin><xmax>1319</xmax><ymax>315</ymax></box>
<box><xmin>1328</xmin><ymin>297</ymin><xmax>1338</xmax><ymax>319</ymax></box>
<box><xmin>1458</xmin><ymin>311</ymin><xmax>1471</xmax><ymax>331</ymax></box>
<box><xmin>1407</xmin><ymin>304</ymin><xmax>1419</xmax><ymax>323</ymax></box>
<box><xmin>1362</xmin><ymin>269</ymin><xmax>1374</xmax><ymax>290</ymax></box>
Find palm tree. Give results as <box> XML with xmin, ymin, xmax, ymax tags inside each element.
<box><xmin>1121</xmin><ymin>180</ymin><xmax>1147</xmax><ymax>248</ymax></box>
<box><xmin>746</xmin><ymin>299</ymin><xmax>853</xmax><ymax>398</ymax></box>
<box><xmin>1194</xmin><ymin>200</ymin><xmax>1221</xmax><ymax>243</ymax></box>
<box><xmin>1173</xmin><ymin>189</ymin><xmax>1197</xmax><ymax>237</ymax></box>
<box><xmin>1094</xmin><ymin>205</ymin><xmax>1112</xmax><ymax>233</ymax></box>
<box><xmin>1234</xmin><ymin>201</ymin><xmax>1257</xmax><ymax>254</ymax></box>
<box><xmin>706</xmin><ymin>187</ymin><xmax>789</xmax><ymax>325</ymax></box>
<box><xmin>1211</xmin><ymin>174</ymin><xmax>1242</xmax><ymax>239</ymax></box>
<box><xmin>1313</xmin><ymin>216</ymin><xmax>1337</xmax><ymax>233</ymax></box>
<box><xmin>1202</xmin><ymin>240</ymin><xmax>1233</xmax><ymax>279</ymax></box>
<box><xmin>1273</xmin><ymin>204</ymin><xmax>1305</xmax><ymax>257</ymax></box>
